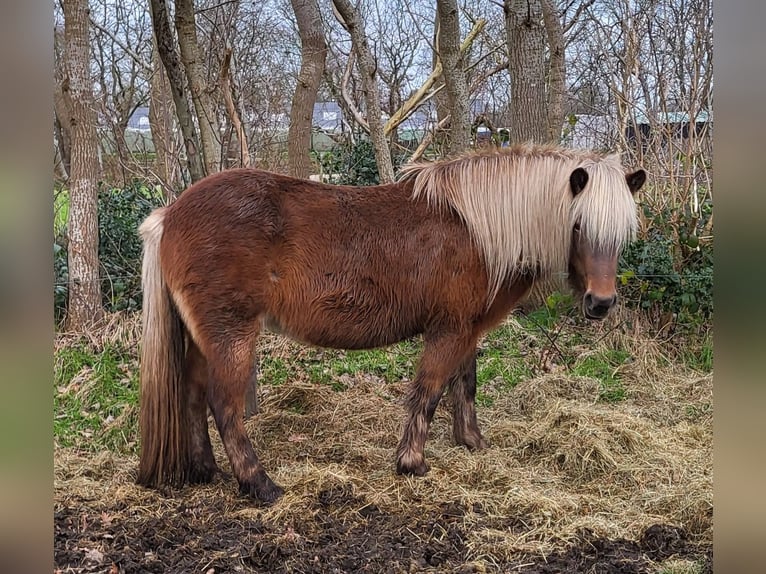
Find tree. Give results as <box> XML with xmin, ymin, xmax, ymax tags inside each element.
<box><xmin>149</xmin><ymin>0</ymin><xmax>205</xmax><ymax>183</ymax></box>
<box><xmin>175</xmin><ymin>0</ymin><xmax>223</xmax><ymax>175</ymax></box>
<box><xmin>331</xmin><ymin>0</ymin><xmax>395</xmax><ymax>183</ymax></box>
<box><xmin>288</xmin><ymin>0</ymin><xmax>327</xmax><ymax>179</ymax></box>
<box><xmin>436</xmin><ymin>0</ymin><xmax>472</xmax><ymax>154</ymax></box>
<box><xmin>503</xmin><ymin>0</ymin><xmax>565</xmax><ymax>143</ymax></box>
<box><xmin>62</xmin><ymin>0</ymin><xmax>103</xmax><ymax>329</ymax></box>
<box><xmin>89</xmin><ymin>0</ymin><xmax>153</xmax><ymax>184</ymax></box>
<box><xmin>148</xmin><ymin>36</ymin><xmax>183</xmax><ymax>194</ymax></box>
<box><xmin>53</xmin><ymin>25</ymin><xmax>71</xmax><ymax>181</ymax></box>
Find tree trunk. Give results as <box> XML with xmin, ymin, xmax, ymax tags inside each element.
<box><xmin>221</xmin><ymin>49</ymin><xmax>251</xmax><ymax>169</ymax></box>
<box><xmin>54</xmin><ymin>26</ymin><xmax>72</xmax><ymax>180</ymax></box>
<box><xmin>175</xmin><ymin>0</ymin><xmax>222</xmax><ymax>175</ymax></box>
<box><xmin>504</xmin><ymin>0</ymin><xmax>566</xmax><ymax>309</ymax></box>
<box><xmin>149</xmin><ymin>0</ymin><xmax>205</xmax><ymax>183</ymax></box>
<box><xmin>437</xmin><ymin>0</ymin><xmax>472</xmax><ymax>154</ymax></box>
<box><xmin>541</xmin><ymin>0</ymin><xmax>565</xmax><ymax>143</ymax></box>
<box><xmin>432</xmin><ymin>15</ymin><xmax>450</xmax><ymax>155</ymax></box>
<box><xmin>62</xmin><ymin>0</ymin><xmax>103</xmax><ymax>330</ymax></box>
<box><xmin>288</xmin><ymin>0</ymin><xmax>327</xmax><ymax>179</ymax></box>
<box><xmin>331</xmin><ymin>0</ymin><xmax>395</xmax><ymax>183</ymax></box>
<box><xmin>148</xmin><ymin>36</ymin><xmax>181</xmax><ymax>196</ymax></box>
<box><xmin>504</xmin><ymin>0</ymin><xmax>548</xmax><ymax>144</ymax></box>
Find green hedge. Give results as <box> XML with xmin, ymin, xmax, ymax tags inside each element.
<box><xmin>54</xmin><ymin>181</ymin><xmax>165</xmax><ymax>323</ymax></box>
<box><xmin>618</xmin><ymin>198</ymin><xmax>713</xmax><ymax>326</ymax></box>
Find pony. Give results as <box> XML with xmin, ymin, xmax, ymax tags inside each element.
<box><xmin>137</xmin><ymin>143</ymin><xmax>645</xmax><ymax>504</ymax></box>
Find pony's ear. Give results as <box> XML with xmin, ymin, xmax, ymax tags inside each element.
<box><xmin>626</xmin><ymin>169</ymin><xmax>646</xmax><ymax>194</ymax></box>
<box><xmin>569</xmin><ymin>167</ymin><xmax>589</xmax><ymax>196</ymax></box>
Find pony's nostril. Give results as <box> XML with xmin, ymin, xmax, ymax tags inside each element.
<box><xmin>584</xmin><ymin>293</ymin><xmax>616</xmax><ymax>318</ymax></box>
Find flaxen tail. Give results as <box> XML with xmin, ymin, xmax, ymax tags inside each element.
<box><xmin>136</xmin><ymin>207</ymin><xmax>188</xmax><ymax>487</ymax></box>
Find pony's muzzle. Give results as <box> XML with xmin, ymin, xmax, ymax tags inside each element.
<box><xmin>583</xmin><ymin>291</ymin><xmax>616</xmax><ymax>320</ymax></box>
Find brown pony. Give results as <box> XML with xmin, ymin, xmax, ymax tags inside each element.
<box><xmin>137</xmin><ymin>144</ymin><xmax>645</xmax><ymax>504</ymax></box>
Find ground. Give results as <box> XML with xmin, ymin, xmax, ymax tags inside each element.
<box><xmin>54</xmin><ymin>313</ymin><xmax>713</xmax><ymax>573</ymax></box>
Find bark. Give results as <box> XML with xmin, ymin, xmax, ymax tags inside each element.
<box><xmin>149</xmin><ymin>0</ymin><xmax>205</xmax><ymax>183</ymax></box>
<box><xmin>331</xmin><ymin>0</ymin><xmax>394</xmax><ymax>183</ymax></box>
<box><xmin>541</xmin><ymin>0</ymin><xmax>565</xmax><ymax>142</ymax></box>
<box><xmin>504</xmin><ymin>0</ymin><xmax>549</xmax><ymax>143</ymax></box>
<box><xmin>436</xmin><ymin>0</ymin><xmax>472</xmax><ymax>154</ymax></box>
<box><xmin>288</xmin><ymin>0</ymin><xmax>327</xmax><ymax>179</ymax></box>
<box><xmin>54</xmin><ymin>26</ymin><xmax>71</xmax><ymax>179</ymax></box>
<box><xmin>431</xmin><ymin>15</ymin><xmax>451</xmax><ymax>155</ymax></box>
<box><xmin>175</xmin><ymin>0</ymin><xmax>222</xmax><ymax>175</ymax></box>
<box><xmin>62</xmin><ymin>0</ymin><xmax>103</xmax><ymax>329</ymax></box>
<box><xmin>148</xmin><ymin>36</ymin><xmax>181</xmax><ymax>196</ymax></box>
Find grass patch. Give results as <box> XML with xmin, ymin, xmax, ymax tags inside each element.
<box><xmin>572</xmin><ymin>349</ymin><xmax>631</xmax><ymax>403</ymax></box>
<box><xmin>54</xmin><ymin>343</ymin><xmax>139</xmax><ymax>453</ymax></box>
<box><xmin>327</xmin><ymin>342</ymin><xmax>418</xmax><ymax>383</ymax></box>
<box><xmin>476</xmin><ymin>326</ymin><xmax>533</xmax><ymax>406</ymax></box>
<box><xmin>682</xmin><ymin>334</ymin><xmax>713</xmax><ymax>373</ymax></box>
<box><xmin>656</xmin><ymin>558</ymin><xmax>706</xmax><ymax>574</ymax></box>
<box><xmin>259</xmin><ymin>356</ymin><xmax>295</xmax><ymax>386</ymax></box>
<box><xmin>54</xmin><ymin>186</ymin><xmax>69</xmax><ymax>236</ymax></box>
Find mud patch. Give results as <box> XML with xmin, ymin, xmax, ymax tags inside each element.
<box><xmin>55</xmin><ymin>487</ymin><xmax>709</xmax><ymax>573</ymax></box>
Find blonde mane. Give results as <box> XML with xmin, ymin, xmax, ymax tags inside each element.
<box><xmin>399</xmin><ymin>144</ymin><xmax>638</xmax><ymax>302</ymax></box>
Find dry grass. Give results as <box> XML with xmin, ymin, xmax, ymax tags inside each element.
<box><xmin>55</xmin><ymin>318</ymin><xmax>712</xmax><ymax>568</ymax></box>
<box><xmin>54</xmin><ymin>310</ymin><xmax>142</xmax><ymax>354</ymax></box>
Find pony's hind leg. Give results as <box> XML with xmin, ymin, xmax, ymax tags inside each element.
<box><xmin>396</xmin><ymin>334</ymin><xmax>477</xmax><ymax>476</ymax></box>
<box><xmin>205</xmin><ymin>333</ymin><xmax>284</xmax><ymax>504</ymax></box>
<box><xmin>449</xmin><ymin>353</ymin><xmax>489</xmax><ymax>451</ymax></box>
<box><xmin>183</xmin><ymin>340</ymin><xmax>218</xmax><ymax>483</ymax></box>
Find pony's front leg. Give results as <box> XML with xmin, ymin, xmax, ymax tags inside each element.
<box><xmin>396</xmin><ymin>335</ymin><xmax>475</xmax><ymax>476</ymax></box>
<box><xmin>449</xmin><ymin>353</ymin><xmax>489</xmax><ymax>451</ymax></box>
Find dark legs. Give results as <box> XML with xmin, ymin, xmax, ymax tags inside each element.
<box><xmin>449</xmin><ymin>353</ymin><xmax>488</xmax><ymax>450</ymax></box>
<box><xmin>396</xmin><ymin>334</ymin><xmax>477</xmax><ymax>476</ymax></box>
<box><xmin>183</xmin><ymin>341</ymin><xmax>218</xmax><ymax>483</ymax></box>
<box><xmin>205</xmin><ymin>335</ymin><xmax>283</xmax><ymax>504</ymax></box>
<box><xmin>185</xmin><ymin>327</ymin><xmax>486</xmax><ymax>496</ymax></box>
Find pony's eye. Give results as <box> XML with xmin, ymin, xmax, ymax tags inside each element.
<box><xmin>573</xmin><ymin>223</ymin><xmax>582</xmax><ymax>233</ymax></box>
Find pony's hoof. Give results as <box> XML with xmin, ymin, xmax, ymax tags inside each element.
<box><xmin>188</xmin><ymin>461</ymin><xmax>219</xmax><ymax>484</ymax></box>
<box><xmin>240</xmin><ymin>475</ymin><xmax>284</xmax><ymax>505</ymax></box>
<box><xmin>396</xmin><ymin>458</ymin><xmax>430</xmax><ymax>477</ymax></box>
<box><xmin>465</xmin><ymin>436</ymin><xmax>489</xmax><ymax>451</ymax></box>
<box><xmin>454</xmin><ymin>430</ymin><xmax>489</xmax><ymax>451</ymax></box>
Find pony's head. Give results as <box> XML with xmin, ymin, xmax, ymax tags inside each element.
<box><xmin>401</xmin><ymin>145</ymin><xmax>645</xmax><ymax>318</ymax></box>
<box><xmin>566</xmin><ymin>165</ymin><xmax>646</xmax><ymax>319</ymax></box>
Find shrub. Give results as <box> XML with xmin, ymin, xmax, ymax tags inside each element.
<box><xmin>54</xmin><ymin>181</ymin><xmax>164</xmax><ymax>323</ymax></box>
<box><xmin>318</xmin><ymin>138</ymin><xmax>407</xmax><ymax>186</ymax></box>
<box><xmin>618</xmin><ymin>197</ymin><xmax>713</xmax><ymax>326</ymax></box>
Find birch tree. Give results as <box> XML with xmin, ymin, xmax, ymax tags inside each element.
<box><xmin>503</xmin><ymin>0</ymin><xmax>565</xmax><ymax>143</ymax></box>
<box><xmin>62</xmin><ymin>0</ymin><xmax>103</xmax><ymax>329</ymax></box>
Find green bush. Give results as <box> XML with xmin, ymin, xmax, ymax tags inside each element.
<box><xmin>54</xmin><ymin>181</ymin><xmax>164</xmax><ymax>322</ymax></box>
<box><xmin>618</xmin><ymin>198</ymin><xmax>713</xmax><ymax>325</ymax></box>
<box><xmin>318</xmin><ymin>139</ymin><xmax>407</xmax><ymax>186</ymax></box>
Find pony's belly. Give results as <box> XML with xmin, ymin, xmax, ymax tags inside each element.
<box><xmin>260</xmin><ymin>312</ymin><xmax>419</xmax><ymax>351</ymax></box>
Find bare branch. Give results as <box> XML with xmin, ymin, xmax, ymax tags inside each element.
<box><xmin>89</xmin><ymin>16</ymin><xmax>152</xmax><ymax>72</ymax></box>
<box><xmin>221</xmin><ymin>48</ymin><xmax>250</xmax><ymax>168</ymax></box>
<box><xmin>384</xmin><ymin>18</ymin><xmax>485</xmax><ymax>136</ymax></box>
<box><xmin>340</xmin><ymin>50</ymin><xmax>369</xmax><ymax>132</ymax></box>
